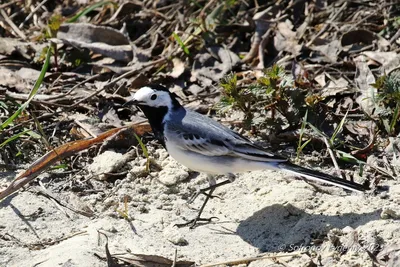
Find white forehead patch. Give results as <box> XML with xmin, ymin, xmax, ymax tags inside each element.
<box><xmin>133</xmin><ymin>86</ymin><xmax>154</xmax><ymax>102</ymax></box>
<box><xmin>132</xmin><ymin>86</ymin><xmax>173</xmax><ymax>108</ymax></box>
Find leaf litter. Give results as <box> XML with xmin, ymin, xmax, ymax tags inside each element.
<box><xmin>0</xmin><ymin>0</ymin><xmax>400</xmax><ymax>266</ymax></box>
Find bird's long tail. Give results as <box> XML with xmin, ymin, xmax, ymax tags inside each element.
<box><xmin>278</xmin><ymin>162</ymin><xmax>367</xmax><ymax>192</ymax></box>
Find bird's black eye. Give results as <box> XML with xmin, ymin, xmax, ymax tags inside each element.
<box><xmin>150</xmin><ymin>94</ymin><xmax>157</xmax><ymax>100</ymax></box>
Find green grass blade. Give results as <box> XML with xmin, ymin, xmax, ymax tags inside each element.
<box><xmin>172</xmin><ymin>32</ymin><xmax>190</xmax><ymax>55</ymax></box>
<box><xmin>67</xmin><ymin>1</ymin><xmax>115</xmax><ymax>23</ymax></box>
<box><xmin>51</xmin><ymin>164</ymin><xmax>68</xmax><ymax>170</ymax></box>
<box><xmin>299</xmin><ymin>139</ymin><xmax>312</xmax><ymax>151</ymax></box>
<box><xmin>0</xmin><ymin>130</ymin><xmax>31</xmax><ymax>148</ymax></box>
<box><xmin>25</xmin><ymin>129</ymin><xmax>41</xmax><ymax>139</ymax></box>
<box><xmin>297</xmin><ymin>109</ymin><xmax>309</xmax><ymax>160</ymax></box>
<box><xmin>307</xmin><ymin>122</ymin><xmax>328</xmax><ymax>139</ymax></box>
<box><xmin>0</xmin><ymin>45</ymin><xmax>51</xmax><ymax>131</ymax></box>
<box><xmin>31</xmin><ymin>112</ymin><xmax>51</xmax><ymax>149</ymax></box>
<box><xmin>133</xmin><ymin>133</ymin><xmax>150</xmax><ymax>172</ymax></box>
<box><xmin>0</xmin><ymin>101</ymin><xmax>8</xmax><ymax>109</ymax></box>
<box><xmin>389</xmin><ymin>103</ymin><xmax>400</xmax><ymax>135</ymax></box>
<box><xmin>336</xmin><ymin>150</ymin><xmax>365</xmax><ymax>165</ymax></box>
<box><xmin>330</xmin><ymin>109</ymin><xmax>349</xmax><ymax>145</ymax></box>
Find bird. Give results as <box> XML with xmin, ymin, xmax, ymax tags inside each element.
<box><xmin>125</xmin><ymin>84</ymin><xmax>368</xmax><ymax>228</ymax></box>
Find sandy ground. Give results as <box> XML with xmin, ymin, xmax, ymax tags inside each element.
<box><xmin>1</xmin><ymin>149</ymin><xmax>400</xmax><ymax>267</ymax></box>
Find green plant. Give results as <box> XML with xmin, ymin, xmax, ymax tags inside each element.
<box><xmin>1</xmin><ymin>46</ymin><xmax>51</xmax><ymax>131</ymax></box>
<box><xmin>133</xmin><ymin>133</ymin><xmax>150</xmax><ymax>173</ymax></box>
<box><xmin>0</xmin><ymin>129</ymin><xmax>35</xmax><ymax>148</ymax></box>
<box><xmin>45</xmin><ymin>14</ymin><xmax>63</xmax><ymax>38</ymax></box>
<box><xmin>381</xmin><ymin>103</ymin><xmax>400</xmax><ymax>135</ymax></box>
<box><xmin>306</xmin><ymin>109</ymin><xmax>349</xmax><ymax>162</ymax></box>
<box><xmin>372</xmin><ymin>68</ymin><xmax>400</xmax><ymax>135</ymax></box>
<box><xmin>0</xmin><ymin>47</ymin><xmax>51</xmax><ymax>157</ymax></box>
<box><xmin>218</xmin><ymin>65</ymin><xmax>296</xmax><ymax>126</ymax></box>
<box><xmin>115</xmin><ymin>196</ymin><xmax>130</xmax><ymax>220</ymax></box>
<box><xmin>172</xmin><ymin>32</ymin><xmax>190</xmax><ymax>55</ymax></box>
<box><xmin>67</xmin><ymin>1</ymin><xmax>116</xmax><ymax>23</ymax></box>
<box><xmin>258</xmin><ymin>65</ymin><xmax>286</xmax><ymax>94</ymax></box>
<box><xmin>296</xmin><ymin>110</ymin><xmax>312</xmax><ymax>161</ymax></box>
<box><xmin>218</xmin><ymin>73</ymin><xmax>254</xmax><ymax>122</ymax></box>
<box><xmin>256</xmin><ymin>65</ymin><xmax>294</xmax><ymax>111</ymax></box>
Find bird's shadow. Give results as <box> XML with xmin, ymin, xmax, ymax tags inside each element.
<box><xmin>235</xmin><ymin>203</ymin><xmax>381</xmax><ymax>253</ymax></box>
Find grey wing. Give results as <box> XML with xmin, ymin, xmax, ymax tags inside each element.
<box><xmin>167</xmin><ymin>111</ymin><xmax>287</xmax><ymax>162</ymax></box>
<box><xmin>171</xmin><ymin>131</ymin><xmax>231</xmax><ymax>156</ymax></box>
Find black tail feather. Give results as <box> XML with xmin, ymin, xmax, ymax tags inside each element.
<box><xmin>278</xmin><ymin>162</ymin><xmax>368</xmax><ymax>192</ymax></box>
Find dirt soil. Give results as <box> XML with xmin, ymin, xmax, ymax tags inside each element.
<box><xmin>1</xmin><ymin>150</ymin><xmax>400</xmax><ymax>266</ymax></box>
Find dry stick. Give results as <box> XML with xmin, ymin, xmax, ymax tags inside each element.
<box><xmin>242</xmin><ymin>6</ymin><xmax>274</xmax><ymax>63</ymax></box>
<box><xmin>18</xmin><ymin>0</ymin><xmax>49</xmax><ymax>29</ymax></box>
<box><xmin>30</xmin><ymin>231</ymin><xmax>87</xmax><ymax>248</ymax></box>
<box><xmin>3</xmin><ymin>92</ymin><xmax>78</xmax><ymax>108</ymax></box>
<box><xmin>0</xmin><ymin>0</ymin><xmax>19</xmax><ymax>9</ymax></box>
<box><xmin>5</xmin><ymin>91</ymin><xmax>67</xmax><ymax>102</ymax></box>
<box><xmin>65</xmin><ymin>73</ymin><xmax>103</xmax><ymax>95</ymax></box>
<box><xmin>0</xmin><ymin>124</ymin><xmax>150</xmax><ymax>201</ymax></box>
<box><xmin>347</xmin><ymin>8</ymin><xmax>381</xmax><ymax>32</ymax></box>
<box><xmin>69</xmin><ymin>58</ymin><xmax>166</xmax><ymax>108</ymax></box>
<box><xmin>171</xmin><ymin>248</ymin><xmax>177</xmax><ymax>267</ymax></box>
<box><xmin>37</xmin><ymin>181</ymin><xmax>71</xmax><ymax>219</ymax></box>
<box><xmin>257</xmin><ymin>28</ymin><xmax>273</xmax><ymax>69</ymax></box>
<box><xmin>306</xmin><ymin>1</ymin><xmax>347</xmax><ymax>47</ymax></box>
<box><xmin>323</xmin><ymin>136</ymin><xmax>347</xmax><ymax>180</ymax></box>
<box><xmin>199</xmin><ymin>0</ymin><xmax>218</xmax><ymax>19</ymax></box>
<box><xmin>199</xmin><ymin>251</ymin><xmax>307</xmax><ymax>267</ymax></box>
<box><xmin>0</xmin><ymin>9</ymin><xmax>27</xmax><ymax>40</ymax></box>
<box><xmin>0</xmin><ymin>129</ymin><xmax>118</xmax><ymax>200</ymax></box>
<box><xmin>47</xmin><ymin>69</ymin><xmax>64</xmax><ymax>93</ymax></box>
<box><xmin>390</xmin><ymin>28</ymin><xmax>400</xmax><ymax>45</ymax></box>
<box><xmin>35</xmin><ymin>181</ymin><xmax>94</xmax><ymax>217</ymax></box>
<box><xmin>4</xmin><ymin>57</ymin><xmax>166</xmax><ymax>133</ymax></box>
<box><xmin>74</xmin><ymin>119</ymin><xmax>98</xmax><ymax>138</ymax></box>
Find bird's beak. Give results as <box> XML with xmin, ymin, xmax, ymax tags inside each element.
<box><xmin>123</xmin><ymin>98</ymin><xmax>140</xmax><ymax>107</ymax></box>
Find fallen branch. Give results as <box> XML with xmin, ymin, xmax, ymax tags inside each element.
<box><xmin>199</xmin><ymin>251</ymin><xmax>307</xmax><ymax>267</ymax></box>
<box><xmin>0</xmin><ymin>123</ymin><xmax>151</xmax><ymax>201</ymax></box>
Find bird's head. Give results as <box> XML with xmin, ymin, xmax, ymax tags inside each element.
<box><xmin>125</xmin><ymin>85</ymin><xmax>181</xmax><ymax>110</ymax></box>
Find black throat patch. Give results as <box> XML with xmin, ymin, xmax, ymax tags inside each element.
<box><xmin>136</xmin><ymin>85</ymin><xmax>183</xmax><ymax>147</ymax></box>
<box><xmin>137</xmin><ymin>105</ymin><xmax>168</xmax><ymax>146</ymax></box>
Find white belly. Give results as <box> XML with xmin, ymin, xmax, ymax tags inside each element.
<box><xmin>165</xmin><ymin>142</ymin><xmax>271</xmax><ymax>175</ymax></box>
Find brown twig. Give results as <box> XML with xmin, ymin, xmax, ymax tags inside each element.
<box><xmin>35</xmin><ymin>181</ymin><xmax>94</xmax><ymax>218</ymax></box>
<box><xmin>69</xmin><ymin>58</ymin><xmax>166</xmax><ymax>108</ymax></box>
<box><xmin>323</xmin><ymin>137</ymin><xmax>347</xmax><ymax>180</ymax></box>
<box><xmin>18</xmin><ymin>0</ymin><xmax>50</xmax><ymax>29</ymax></box>
<box><xmin>0</xmin><ymin>9</ymin><xmax>27</xmax><ymax>40</ymax></box>
<box><xmin>199</xmin><ymin>251</ymin><xmax>307</xmax><ymax>267</ymax></box>
<box><xmin>3</xmin><ymin>58</ymin><xmax>165</xmax><ymax>134</ymax></box>
<box><xmin>0</xmin><ymin>0</ymin><xmax>19</xmax><ymax>9</ymax></box>
<box><xmin>306</xmin><ymin>2</ymin><xmax>347</xmax><ymax>46</ymax></box>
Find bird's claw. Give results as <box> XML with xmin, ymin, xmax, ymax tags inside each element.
<box><xmin>175</xmin><ymin>216</ymin><xmax>219</xmax><ymax>229</ymax></box>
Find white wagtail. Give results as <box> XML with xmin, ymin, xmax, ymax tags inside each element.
<box><xmin>125</xmin><ymin>84</ymin><xmax>367</xmax><ymax>227</ymax></box>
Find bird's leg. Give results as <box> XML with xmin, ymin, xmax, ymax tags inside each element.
<box><xmin>187</xmin><ymin>177</ymin><xmax>233</xmax><ymax>204</ymax></box>
<box><xmin>176</xmin><ymin>174</ymin><xmax>235</xmax><ymax>228</ymax></box>
<box><xmin>175</xmin><ymin>187</ymin><xmax>217</xmax><ymax>229</ymax></box>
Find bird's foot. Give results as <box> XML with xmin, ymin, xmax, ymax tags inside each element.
<box><xmin>175</xmin><ymin>216</ymin><xmax>218</xmax><ymax>229</ymax></box>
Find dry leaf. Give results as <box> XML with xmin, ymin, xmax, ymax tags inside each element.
<box><xmin>191</xmin><ymin>46</ymin><xmax>240</xmax><ymax>86</ymax></box>
<box><xmin>0</xmin><ymin>124</ymin><xmax>152</xmax><ymax>200</ymax></box>
<box><xmin>168</xmin><ymin>58</ymin><xmax>185</xmax><ymax>78</ymax></box>
<box><xmin>274</xmin><ymin>21</ymin><xmax>302</xmax><ymax>56</ymax></box>
<box><xmin>113</xmin><ymin>253</ymin><xmax>195</xmax><ymax>267</ymax></box>
<box><xmin>354</xmin><ymin>56</ymin><xmax>377</xmax><ymax>116</ymax></box>
<box><xmin>57</xmin><ymin>23</ymin><xmax>133</xmax><ymax>62</ymax></box>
